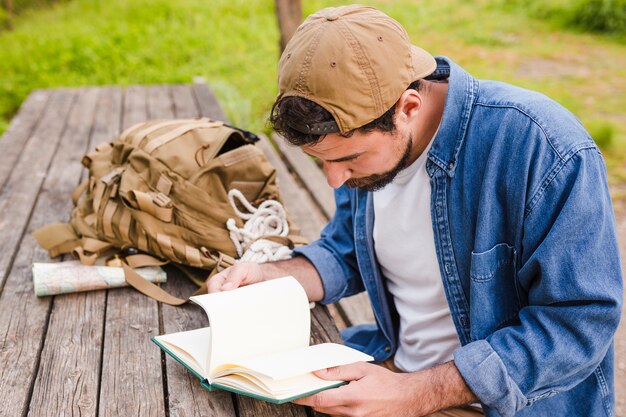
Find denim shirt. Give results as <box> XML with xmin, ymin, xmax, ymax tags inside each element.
<box><xmin>293</xmin><ymin>57</ymin><xmax>623</xmax><ymax>417</ymax></box>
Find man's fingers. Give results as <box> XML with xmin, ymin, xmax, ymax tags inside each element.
<box><xmin>314</xmin><ymin>362</ymin><xmax>372</xmax><ymax>381</ymax></box>
<box><xmin>207</xmin><ymin>268</ymin><xmax>242</xmax><ymax>292</ymax></box>
<box><xmin>206</xmin><ymin>263</ymin><xmax>260</xmax><ymax>293</ymax></box>
<box><xmin>293</xmin><ymin>384</ymin><xmax>354</xmax><ymax>409</ymax></box>
<box><xmin>206</xmin><ymin>270</ymin><xmax>228</xmax><ymax>293</ymax></box>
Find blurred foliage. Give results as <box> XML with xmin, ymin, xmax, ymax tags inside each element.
<box><xmin>0</xmin><ymin>0</ymin><xmax>281</xmax><ymax>134</ymax></box>
<box><xmin>0</xmin><ymin>0</ymin><xmax>68</xmax><ymax>29</ymax></box>
<box><xmin>10</xmin><ymin>0</ymin><xmax>64</xmax><ymax>13</ymax></box>
<box><xmin>569</xmin><ymin>0</ymin><xmax>626</xmax><ymax>34</ymax></box>
<box><xmin>500</xmin><ymin>0</ymin><xmax>626</xmax><ymax>36</ymax></box>
<box><xmin>587</xmin><ymin>120</ymin><xmax>616</xmax><ymax>148</ymax></box>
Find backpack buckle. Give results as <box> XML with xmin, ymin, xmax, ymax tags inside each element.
<box><xmin>153</xmin><ymin>192</ymin><xmax>172</xmax><ymax>208</ymax></box>
<box><xmin>100</xmin><ymin>167</ymin><xmax>124</xmax><ymax>185</ymax></box>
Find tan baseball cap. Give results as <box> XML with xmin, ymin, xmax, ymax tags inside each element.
<box><xmin>277</xmin><ymin>4</ymin><xmax>436</xmax><ymax>134</ymax></box>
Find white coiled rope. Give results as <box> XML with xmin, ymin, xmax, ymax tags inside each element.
<box><xmin>226</xmin><ymin>189</ymin><xmax>293</xmax><ymax>263</ymax></box>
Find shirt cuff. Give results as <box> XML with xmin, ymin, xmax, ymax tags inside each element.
<box><xmin>292</xmin><ymin>243</ymin><xmax>349</xmax><ymax>305</ymax></box>
<box><xmin>454</xmin><ymin>340</ymin><xmax>527</xmax><ymax>417</ymax></box>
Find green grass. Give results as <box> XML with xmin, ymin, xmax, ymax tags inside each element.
<box><xmin>0</xmin><ymin>0</ymin><xmax>283</xmax><ymax>133</ymax></box>
<box><xmin>1</xmin><ymin>0</ymin><xmax>625</xmax><ymax>190</ymax></box>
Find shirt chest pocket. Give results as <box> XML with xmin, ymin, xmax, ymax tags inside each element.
<box><xmin>469</xmin><ymin>243</ymin><xmax>521</xmax><ymax>341</ymax></box>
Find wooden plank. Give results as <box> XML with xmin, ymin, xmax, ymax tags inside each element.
<box><xmin>99</xmin><ymin>287</ymin><xmax>164</xmax><ymax>417</ymax></box>
<box><xmin>120</xmin><ymin>85</ymin><xmax>148</xmax><ymax>129</ymax></box>
<box><xmin>26</xmin><ymin>87</ymin><xmax>103</xmax><ymax>417</ymax></box>
<box><xmin>98</xmin><ymin>86</ymin><xmax>166</xmax><ymax>417</ymax></box>
<box><xmin>90</xmin><ymin>87</ymin><xmax>123</xmax><ymax>146</ymax></box>
<box><xmin>160</xmin><ymin>84</ymin><xmax>237</xmax><ymax>417</ymax></box>
<box><xmin>0</xmin><ymin>88</ymin><xmax>78</xmax><ymax>417</ymax></box>
<box><xmin>171</xmin><ymin>85</ymin><xmax>200</xmax><ymax>119</ymax></box>
<box><xmin>0</xmin><ymin>90</ymin><xmax>74</xmax><ymax>288</ymax></box>
<box><xmin>147</xmin><ymin>85</ymin><xmax>174</xmax><ymax>119</ymax></box>
<box><xmin>192</xmin><ymin>83</ymin><xmax>228</xmax><ymax>121</ymax></box>
<box><xmin>27</xmin><ymin>87</ymin><xmax>120</xmax><ymax>417</ymax></box>
<box><xmin>0</xmin><ymin>89</ymin><xmax>51</xmax><ymax>193</ymax></box>
<box><xmin>310</xmin><ymin>304</ymin><xmax>342</xmax><ymax>345</ymax></box>
<box><xmin>272</xmin><ymin>133</ymin><xmax>335</xmax><ymax>219</ymax></box>
<box><xmin>0</xmin><ymin>89</ymin><xmax>75</xmax><ymax>291</ymax></box>
<box><xmin>236</xmin><ymin>398</ymin><xmax>309</xmax><ymax>417</ymax></box>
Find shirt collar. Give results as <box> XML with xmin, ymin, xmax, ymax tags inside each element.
<box><xmin>427</xmin><ymin>57</ymin><xmax>479</xmax><ymax>178</ymax></box>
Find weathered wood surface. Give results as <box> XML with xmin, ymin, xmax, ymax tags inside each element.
<box><xmin>0</xmin><ymin>88</ymin><xmax>77</xmax><ymax>417</ymax></box>
<box><xmin>28</xmin><ymin>87</ymin><xmax>103</xmax><ymax>417</ymax></box>
<box><xmin>0</xmin><ymin>84</ymin><xmax>356</xmax><ymax>417</ymax></box>
<box><xmin>0</xmin><ymin>89</ymin><xmax>50</xmax><ymax>193</ymax></box>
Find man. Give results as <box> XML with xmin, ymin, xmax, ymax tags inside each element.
<box><xmin>208</xmin><ymin>5</ymin><xmax>623</xmax><ymax>417</ymax></box>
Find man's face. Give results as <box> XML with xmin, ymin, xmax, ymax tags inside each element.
<box><xmin>301</xmin><ymin>128</ymin><xmax>413</xmax><ymax>191</ymax></box>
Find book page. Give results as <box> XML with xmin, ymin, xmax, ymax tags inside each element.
<box><xmin>190</xmin><ymin>276</ymin><xmax>310</xmax><ymax>376</ymax></box>
<box><xmin>214</xmin><ymin>343</ymin><xmax>374</xmax><ymax>381</ymax></box>
<box><xmin>154</xmin><ymin>327</ymin><xmax>211</xmax><ymax>378</ymax></box>
<box><xmin>213</xmin><ymin>371</ymin><xmax>344</xmax><ymax>401</ymax></box>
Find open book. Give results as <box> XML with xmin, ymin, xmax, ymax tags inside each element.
<box><xmin>152</xmin><ymin>276</ymin><xmax>373</xmax><ymax>403</ymax></box>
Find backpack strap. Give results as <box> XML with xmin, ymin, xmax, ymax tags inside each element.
<box><xmin>142</xmin><ymin>120</ymin><xmax>223</xmax><ymax>154</ymax></box>
<box><xmin>124</xmin><ymin>253</ymin><xmax>169</xmax><ymax>268</ymax></box>
<box><xmin>123</xmin><ymin>263</ymin><xmax>188</xmax><ymax>305</ymax></box>
<box><xmin>124</xmin><ymin>118</ymin><xmax>205</xmax><ymax>146</ymax></box>
<box><xmin>72</xmin><ymin>179</ymin><xmax>89</xmax><ymax>206</ymax></box>
<box><xmin>33</xmin><ymin>223</ymin><xmax>115</xmax><ymax>264</ymax></box>
<box><xmin>33</xmin><ymin>223</ymin><xmax>85</xmax><ymax>258</ymax></box>
<box><xmin>126</xmin><ymin>190</ymin><xmax>173</xmax><ymax>223</ymax></box>
<box><xmin>262</xmin><ymin>234</ymin><xmax>309</xmax><ymax>248</ymax></box>
<box><xmin>118</xmin><ymin>120</ymin><xmax>149</xmax><ymax>143</ymax></box>
<box><xmin>121</xmin><ymin>251</ymin><xmax>234</xmax><ymax>305</ymax></box>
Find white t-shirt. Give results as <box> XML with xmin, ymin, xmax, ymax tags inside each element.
<box><xmin>373</xmin><ymin>140</ymin><xmax>461</xmax><ymax>372</ymax></box>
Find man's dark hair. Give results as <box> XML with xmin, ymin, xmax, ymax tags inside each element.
<box><xmin>270</xmin><ymin>80</ymin><xmax>423</xmax><ymax>146</ymax></box>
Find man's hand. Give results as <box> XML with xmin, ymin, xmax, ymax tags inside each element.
<box><xmin>293</xmin><ymin>361</ymin><xmax>477</xmax><ymax>417</ymax></box>
<box><xmin>205</xmin><ymin>257</ymin><xmax>325</xmax><ymax>301</ymax></box>
<box><xmin>207</xmin><ymin>262</ymin><xmax>265</xmax><ymax>293</ymax></box>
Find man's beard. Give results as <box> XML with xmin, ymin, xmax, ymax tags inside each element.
<box><xmin>345</xmin><ymin>135</ymin><xmax>413</xmax><ymax>192</ymax></box>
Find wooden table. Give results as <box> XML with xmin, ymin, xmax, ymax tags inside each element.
<box><xmin>0</xmin><ymin>84</ymin><xmax>372</xmax><ymax>417</ymax></box>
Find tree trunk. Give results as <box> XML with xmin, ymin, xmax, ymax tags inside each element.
<box><xmin>274</xmin><ymin>0</ymin><xmax>302</xmax><ymax>54</ymax></box>
<box><xmin>3</xmin><ymin>0</ymin><xmax>13</xmax><ymax>30</ymax></box>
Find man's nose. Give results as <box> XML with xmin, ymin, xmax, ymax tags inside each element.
<box><xmin>323</xmin><ymin>161</ymin><xmax>351</xmax><ymax>189</ymax></box>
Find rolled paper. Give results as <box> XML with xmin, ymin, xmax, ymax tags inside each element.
<box><xmin>32</xmin><ymin>260</ymin><xmax>167</xmax><ymax>296</ymax></box>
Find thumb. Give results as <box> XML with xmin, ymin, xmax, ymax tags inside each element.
<box><xmin>314</xmin><ymin>362</ymin><xmax>371</xmax><ymax>382</ymax></box>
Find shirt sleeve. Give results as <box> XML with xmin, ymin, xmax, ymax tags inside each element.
<box><xmin>292</xmin><ymin>186</ymin><xmax>365</xmax><ymax>304</ymax></box>
<box><xmin>454</xmin><ymin>146</ymin><xmax>623</xmax><ymax>416</ymax></box>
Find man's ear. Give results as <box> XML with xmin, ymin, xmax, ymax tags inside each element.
<box><xmin>395</xmin><ymin>89</ymin><xmax>422</xmax><ymax>124</ymax></box>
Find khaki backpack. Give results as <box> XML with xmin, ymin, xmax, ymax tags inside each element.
<box><xmin>33</xmin><ymin>118</ymin><xmax>304</xmax><ymax>304</ymax></box>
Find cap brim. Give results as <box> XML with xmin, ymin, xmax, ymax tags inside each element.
<box><xmin>411</xmin><ymin>45</ymin><xmax>437</xmax><ymax>80</ymax></box>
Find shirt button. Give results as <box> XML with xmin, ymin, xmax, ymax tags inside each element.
<box><xmin>384</xmin><ymin>345</ymin><xmax>391</xmax><ymax>352</ymax></box>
